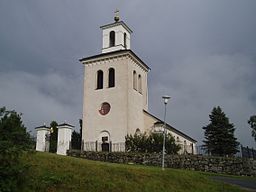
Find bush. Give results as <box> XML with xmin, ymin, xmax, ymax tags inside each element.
<box><xmin>125</xmin><ymin>132</ymin><xmax>180</xmax><ymax>154</ymax></box>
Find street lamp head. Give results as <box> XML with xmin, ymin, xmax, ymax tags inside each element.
<box><xmin>162</xmin><ymin>95</ymin><xmax>171</xmax><ymax>104</ymax></box>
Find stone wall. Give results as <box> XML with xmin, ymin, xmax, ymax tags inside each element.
<box><xmin>67</xmin><ymin>150</ymin><xmax>256</xmax><ymax>176</ymax></box>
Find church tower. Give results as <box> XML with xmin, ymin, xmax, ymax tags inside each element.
<box><xmin>101</xmin><ymin>10</ymin><xmax>132</xmax><ymax>53</ymax></box>
<box><xmin>80</xmin><ymin>11</ymin><xmax>150</xmax><ymax>152</ymax></box>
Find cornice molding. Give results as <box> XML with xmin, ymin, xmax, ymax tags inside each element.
<box><xmin>81</xmin><ymin>50</ymin><xmax>150</xmax><ymax>72</ymax></box>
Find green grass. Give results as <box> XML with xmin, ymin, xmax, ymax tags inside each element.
<box><xmin>21</xmin><ymin>152</ymin><xmax>248</xmax><ymax>192</ymax></box>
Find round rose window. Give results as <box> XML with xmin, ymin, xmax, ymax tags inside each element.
<box><xmin>99</xmin><ymin>102</ymin><xmax>111</xmax><ymax>115</ymax></box>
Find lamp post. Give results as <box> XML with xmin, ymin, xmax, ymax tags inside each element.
<box><xmin>162</xmin><ymin>95</ymin><xmax>170</xmax><ymax>170</ymax></box>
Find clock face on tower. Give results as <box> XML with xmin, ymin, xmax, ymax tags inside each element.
<box><xmin>99</xmin><ymin>102</ymin><xmax>111</xmax><ymax>115</ymax></box>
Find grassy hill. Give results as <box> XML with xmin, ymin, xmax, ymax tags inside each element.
<box><xmin>21</xmin><ymin>152</ymin><xmax>247</xmax><ymax>192</ymax></box>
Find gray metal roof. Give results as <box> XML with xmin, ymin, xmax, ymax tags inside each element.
<box><xmin>79</xmin><ymin>49</ymin><xmax>150</xmax><ymax>71</ymax></box>
<box><xmin>100</xmin><ymin>21</ymin><xmax>133</xmax><ymax>33</ymax></box>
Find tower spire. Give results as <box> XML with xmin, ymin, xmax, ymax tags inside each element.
<box><xmin>114</xmin><ymin>9</ymin><xmax>120</xmax><ymax>22</ymax></box>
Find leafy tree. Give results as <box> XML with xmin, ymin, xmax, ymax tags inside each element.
<box><xmin>147</xmin><ymin>133</ymin><xmax>163</xmax><ymax>153</ymax></box>
<box><xmin>71</xmin><ymin>130</ymin><xmax>81</xmax><ymax>150</ymax></box>
<box><xmin>165</xmin><ymin>134</ymin><xmax>181</xmax><ymax>154</ymax></box>
<box><xmin>0</xmin><ymin>107</ymin><xmax>32</xmax><ymax>149</ymax></box>
<box><xmin>125</xmin><ymin>133</ymin><xmax>149</xmax><ymax>153</ymax></box>
<box><xmin>248</xmin><ymin>115</ymin><xmax>256</xmax><ymax>142</ymax></box>
<box><xmin>0</xmin><ymin>107</ymin><xmax>33</xmax><ymax>192</ymax></box>
<box><xmin>125</xmin><ymin>132</ymin><xmax>180</xmax><ymax>154</ymax></box>
<box><xmin>203</xmin><ymin>106</ymin><xmax>239</xmax><ymax>156</ymax></box>
<box><xmin>70</xmin><ymin>119</ymin><xmax>83</xmax><ymax>150</ymax></box>
<box><xmin>49</xmin><ymin>121</ymin><xmax>58</xmax><ymax>153</ymax></box>
<box><xmin>148</xmin><ymin>133</ymin><xmax>180</xmax><ymax>154</ymax></box>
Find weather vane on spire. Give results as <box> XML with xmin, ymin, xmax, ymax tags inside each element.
<box><xmin>114</xmin><ymin>9</ymin><xmax>120</xmax><ymax>22</ymax></box>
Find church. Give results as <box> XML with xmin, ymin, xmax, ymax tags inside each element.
<box><xmin>80</xmin><ymin>11</ymin><xmax>197</xmax><ymax>154</ymax></box>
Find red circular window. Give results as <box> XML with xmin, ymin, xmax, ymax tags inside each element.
<box><xmin>99</xmin><ymin>102</ymin><xmax>111</xmax><ymax>115</ymax></box>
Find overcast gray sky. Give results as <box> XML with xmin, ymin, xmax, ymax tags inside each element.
<box><xmin>0</xmin><ymin>1</ymin><xmax>255</xmax><ymax>147</ymax></box>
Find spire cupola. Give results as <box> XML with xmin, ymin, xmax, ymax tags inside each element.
<box><xmin>100</xmin><ymin>10</ymin><xmax>132</xmax><ymax>53</ymax></box>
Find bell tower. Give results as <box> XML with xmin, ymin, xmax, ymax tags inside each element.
<box><xmin>80</xmin><ymin>11</ymin><xmax>149</xmax><ymax>152</ymax></box>
<box><xmin>101</xmin><ymin>10</ymin><xmax>132</xmax><ymax>53</ymax></box>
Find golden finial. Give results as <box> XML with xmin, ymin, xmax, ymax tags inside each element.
<box><xmin>114</xmin><ymin>9</ymin><xmax>120</xmax><ymax>22</ymax></box>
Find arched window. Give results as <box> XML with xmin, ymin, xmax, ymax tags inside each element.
<box><xmin>96</xmin><ymin>70</ymin><xmax>103</xmax><ymax>89</ymax></box>
<box><xmin>108</xmin><ymin>68</ymin><xmax>115</xmax><ymax>88</ymax></box>
<box><xmin>190</xmin><ymin>143</ymin><xmax>194</xmax><ymax>154</ymax></box>
<box><xmin>135</xmin><ymin>128</ymin><xmax>141</xmax><ymax>135</ymax></box>
<box><xmin>184</xmin><ymin>140</ymin><xmax>187</xmax><ymax>154</ymax></box>
<box><xmin>124</xmin><ymin>33</ymin><xmax>127</xmax><ymax>48</ymax></box>
<box><xmin>133</xmin><ymin>71</ymin><xmax>137</xmax><ymax>90</ymax></box>
<box><xmin>109</xmin><ymin>31</ymin><xmax>115</xmax><ymax>47</ymax></box>
<box><xmin>138</xmin><ymin>74</ymin><xmax>142</xmax><ymax>93</ymax></box>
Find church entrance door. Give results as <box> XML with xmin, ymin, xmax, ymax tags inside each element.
<box><xmin>101</xmin><ymin>143</ymin><xmax>109</xmax><ymax>152</ymax></box>
<box><xmin>101</xmin><ymin>136</ymin><xmax>110</xmax><ymax>152</ymax></box>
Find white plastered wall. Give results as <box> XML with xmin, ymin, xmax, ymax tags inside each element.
<box><xmin>36</xmin><ymin>128</ymin><xmax>50</xmax><ymax>152</ymax></box>
<box><xmin>57</xmin><ymin>125</ymin><xmax>72</xmax><ymax>155</ymax></box>
<box><xmin>82</xmin><ymin>56</ymin><xmax>129</xmax><ymax>149</ymax></box>
<box><xmin>102</xmin><ymin>25</ymin><xmax>131</xmax><ymax>53</ymax></box>
<box><xmin>82</xmin><ymin>53</ymin><xmax>149</xmax><ymax>152</ymax></box>
<box><xmin>127</xmin><ymin>57</ymin><xmax>148</xmax><ymax>135</ymax></box>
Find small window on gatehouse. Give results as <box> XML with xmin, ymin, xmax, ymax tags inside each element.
<box><xmin>135</xmin><ymin>128</ymin><xmax>141</xmax><ymax>135</ymax></box>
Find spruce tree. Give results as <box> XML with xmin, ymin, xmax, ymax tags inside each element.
<box><xmin>203</xmin><ymin>106</ymin><xmax>239</xmax><ymax>156</ymax></box>
<box><xmin>71</xmin><ymin>130</ymin><xmax>81</xmax><ymax>150</ymax></box>
<box><xmin>248</xmin><ymin>115</ymin><xmax>256</xmax><ymax>142</ymax></box>
<box><xmin>49</xmin><ymin>121</ymin><xmax>58</xmax><ymax>153</ymax></box>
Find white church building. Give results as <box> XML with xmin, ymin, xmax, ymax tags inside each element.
<box><xmin>80</xmin><ymin>12</ymin><xmax>197</xmax><ymax>154</ymax></box>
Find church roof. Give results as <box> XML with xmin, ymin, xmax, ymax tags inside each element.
<box><xmin>143</xmin><ymin>110</ymin><xmax>197</xmax><ymax>143</ymax></box>
<box><xmin>79</xmin><ymin>49</ymin><xmax>150</xmax><ymax>71</ymax></box>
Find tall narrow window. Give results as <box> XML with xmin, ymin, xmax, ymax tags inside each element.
<box><xmin>133</xmin><ymin>71</ymin><xmax>137</xmax><ymax>90</ymax></box>
<box><xmin>97</xmin><ymin>70</ymin><xmax>103</xmax><ymax>89</ymax></box>
<box><xmin>108</xmin><ymin>68</ymin><xmax>115</xmax><ymax>88</ymax></box>
<box><xmin>138</xmin><ymin>74</ymin><xmax>142</xmax><ymax>93</ymax></box>
<box><xmin>124</xmin><ymin>33</ymin><xmax>127</xmax><ymax>48</ymax></box>
<box><xmin>109</xmin><ymin>31</ymin><xmax>115</xmax><ymax>47</ymax></box>
<box><xmin>184</xmin><ymin>140</ymin><xmax>187</xmax><ymax>154</ymax></box>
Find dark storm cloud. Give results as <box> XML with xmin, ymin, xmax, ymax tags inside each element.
<box><xmin>0</xmin><ymin>1</ymin><xmax>255</xmax><ymax>146</ymax></box>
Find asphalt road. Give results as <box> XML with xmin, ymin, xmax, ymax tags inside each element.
<box><xmin>211</xmin><ymin>176</ymin><xmax>256</xmax><ymax>191</ymax></box>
